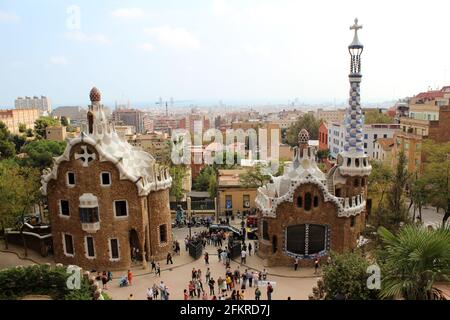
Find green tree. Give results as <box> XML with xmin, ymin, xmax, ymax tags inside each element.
<box><xmin>286</xmin><ymin>113</ymin><xmax>320</xmax><ymax>147</ymax></box>
<box><xmin>378</xmin><ymin>225</ymin><xmax>450</xmax><ymax>300</ymax></box>
<box><xmin>420</xmin><ymin>140</ymin><xmax>450</xmax><ymax>214</ymax></box>
<box><xmin>240</xmin><ymin>163</ymin><xmax>271</xmax><ymax>188</ymax></box>
<box><xmin>317</xmin><ymin>149</ymin><xmax>330</xmax><ymax>162</ymax></box>
<box><xmin>364</xmin><ymin>110</ymin><xmax>394</xmax><ymax>124</ymax></box>
<box><xmin>0</xmin><ymin>160</ymin><xmax>41</xmax><ymax>256</ymax></box>
<box><xmin>11</xmin><ymin>135</ymin><xmax>26</xmax><ymax>153</ymax></box>
<box><xmin>34</xmin><ymin>117</ymin><xmax>59</xmax><ymax>139</ymax></box>
<box><xmin>322</xmin><ymin>251</ymin><xmax>378</xmax><ymax>300</ymax></box>
<box><xmin>21</xmin><ymin>140</ymin><xmax>66</xmax><ymax>169</ymax></box>
<box><xmin>194</xmin><ymin>166</ymin><xmax>216</xmax><ymax>191</ymax></box>
<box><xmin>385</xmin><ymin>151</ymin><xmax>410</xmax><ymax>228</ymax></box>
<box><xmin>0</xmin><ymin>122</ymin><xmax>16</xmax><ymax>159</ymax></box>
<box><xmin>169</xmin><ymin>165</ymin><xmax>188</xmax><ymax>202</ymax></box>
<box><xmin>18</xmin><ymin>123</ymin><xmax>27</xmax><ymax>133</ymax></box>
<box><xmin>60</xmin><ymin>116</ymin><xmax>69</xmax><ymax>127</ymax></box>
<box><xmin>208</xmin><ymin>173</ymin><xmax>217</xmax><ymax>199</ymax></box>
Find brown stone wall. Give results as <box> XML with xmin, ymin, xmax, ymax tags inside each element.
<box><xmin>257</xmin><ymin>183</ymin><xmax>365</xmax><ymax>267</ymax></box>
<box><xmin>147</xmin><ymin>189</ymin><xmax>173</xmax><ymax>260</ymax></box>
<box><xmin>47</xmin><ymin>143</ymin><xmax>148</xmax><ymax>271</ymax></box>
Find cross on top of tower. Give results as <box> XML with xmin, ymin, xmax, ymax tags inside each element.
<box><xmin>350</xmin><ymin>18</ymin><xmax>362</xmax><ymax>33</ymax></box>
<box><xmin>349</xmin><ymin>17</ymin><xmax>363</xmax><ymax>49</ymax></box>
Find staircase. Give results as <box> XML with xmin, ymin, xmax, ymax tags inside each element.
<box><xmin>326</xmin><ymin>165</ymin><xmax>338</xmax><ymax>195</ymax></box>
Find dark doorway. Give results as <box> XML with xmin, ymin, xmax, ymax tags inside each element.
<box><xmin>272</xmin><ymin>236</ymin><xmax>278</xmax><ymax>253</ymax></box>
<box><xmin>129</xmin><ymin>229</ymin><xmax>142</xmax><ymax>262</ymax></box>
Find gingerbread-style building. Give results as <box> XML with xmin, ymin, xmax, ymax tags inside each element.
<box><xmin>255</xmin><ymin>19</ymin><xmax>372</xmax><ymax>266</ymax></box>
<box><xmin>41</xmin><ymin>87</ymin><xmax>172</xmax><ymax>270</ymax></box>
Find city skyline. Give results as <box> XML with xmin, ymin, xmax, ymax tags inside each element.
<box><xmin>0</xmin><ymin>0</ymin><xmax>449</xmax><ymax>107</ymax></box>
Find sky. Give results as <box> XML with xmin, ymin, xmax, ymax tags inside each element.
<box><xmin>0</xmin><ymin>0</ymin><xmax>449</xmax><ymax>108</ymax></box>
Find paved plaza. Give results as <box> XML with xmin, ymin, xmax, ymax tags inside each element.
<box><xmin>0</xmin><ymin>226</ymin><xmax>320</xmax><ymax>300</ymax></box>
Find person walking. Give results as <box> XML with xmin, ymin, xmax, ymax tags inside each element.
<box><xmin>167</xmin><ymin>252</ymin><xmax>173</xmax><ymax>265</ymax></box>
<box><xmin>248</xmin><ymin>243</ymin><xmax>252</xmax><ymax>256</ymax></box>
<box><xmin>240</xmin><ymin>249</ymin><xmax>247</xmax><ymax>265</ymax></box>
<box><xmin>101</xmin><ymin>271</ymin><xmax>108</xmax><ymax>290</ymax></box>
<box><xmin>147</xmin><ymin>287</ymin><xmax>154</xmax><ymax>300</ymax></box>
<box><xmin>217</xmin><ymin>248</ymin><xmax>222</xmax><ymax>262</ymax></box>
<box><xmin>205</xmin><ymin>268</ymin><xmax>211</xmax><ymax>284</ymax></box>
<box><xmin>294</xmin><ymin>258</ymin><xmax>299</xmax><ymax>271</ymax></box>
<box><xmin>152</xmin><ymin>283</ymin><xmax>159</xmax><ymax>300</ymax></box>
<box><xmin>255</xmin><ymin>287</ymin><xmax>261</xmax><ymax>300</ymax></box>
<box><xmin>204</xmin><ymin>252</ymin><xmax>209</xmax><ymax>265</ymax></box>
<box><xmin>184</xmin><ymin>289</ymin><xmax>189</xmax><ymax>300</ymax></box>
<box><xmin>127</xmin><ymin>269</ymin><xmax>133</xmax><ymax>286</ymax></box>
<box><xmin>314</xmin><ymin>256</ymin><xmax>320</xmax><ymax>275</ymax></box>
<box><xmin>267</xmin><ymin>283</ymin><xmax>273</xmax><ymax>300</ymax></box>
<box><xmin>189</xmin><ymin>281</ymin><xmax>195</xmax><ymax>298</ymax></box>
<box><xmin>208</xmin><ymin>277</ymin><xmax>216</xmax><ymax>296</ymax></box>
<box><xmin>151</xmin><ymin>260</ymin><xmax>156</xmax><ymax>273</ymax></box>
<box><xmin>226</xmin><ymin>275</ymin><xmax>232</xmax><ymax>291</ymax></box>
<box><xmin>247</xmin><ymin>270</ymin><xmax>253</xmax><ymax>288</ymax></box>
<box><xmin>155</xmin><ymin>263</ymin><xmax>161</xmax><ymax>277</ymax></box>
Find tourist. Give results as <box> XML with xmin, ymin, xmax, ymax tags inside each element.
<box><xmin>195</xmin><ymin>279</ymin><xmax>202</xmax><ymax>298</ymax></box>
<box><xmin>287</xmin><ymin>296</ymin><xmax>291</xmax><ymax>300</ymax></box>
<box><xmin>197</xmin><ymin>269</ymin><xmax>202</xmax><ymax>280</ymax></box>
<box><xmin>211</xmin><ymin>295</ymin><xmax>217</xmax><ymax>301</ymax></box>
<box><xmin>234</xmin><ymin>267</ymin><xmax>241</xmax><ymax>284</ymax></box>
<box><xmin>189</xmin><ymin>281</ymin><xmax>195</xmax><ymax>298</ymax></box>
<box><xmin>107</xmin><ymin>270</ymin><xmax>113</xmax><ymax>283</ymax></box>
<box><xmin>231</xmin><ymin>290</ymin><xmax>237</xmax><ymax>300</ymax></box>
<box><xmin>155</xmin><ymin>262</ymin><xmax>161</xmax><ymax>277</ymax></box>
<box><xmin>294</xmin><ymin>257</ymin><xmax>299</xmax><ymax>271</ymax></box>
<box><xmin>241</xmin><ymin>272</ymin><xmax>247</xmax><ymax>290</ymax></box>
<box><xmin>127</xmin><ymin>269</ymin><xmax>133</xmax><ymax>286</ymax></box>
<box><xmin>267</xmin><ymin>283</ymin><xmax>273</xmax><ymax>300</ymax></box>
<box><xmin>314</xmin><ymin>256</ymin><xmax>320</xmax><ymax>275</ymax></box>
<box><xmin>248</xmin><ymin>242</ymin><xmax>252</xmax><ymax>256</ymax></box>
<box><xmin>204</xmin><ymin>252</ymin><xmax>209</xmax><ymax>265</ymax></box>
<box><xmin>208</xmin><ymin>277</ymin><xmax>216</xmax><ymax>295</ymax></box>
<box><xmin>247</xmin><ymin>270</ymin><xmax>253</xmax><ymax>287</ymax></box>
<box><xmin>226</xmin><ymin>274</ymin><xmax>232</xmax><ymax>291</ymax></box>
<box><xmin>128</xmin><ymin>293</ymin><xmax>134</xmax><ymax>300</ymax></box>
<box><xmin>217</xmin><ymin>248</ymin><xmax>222</xmax><ymax>262</ymax></box>
<box><xmin>165</xmin><ymin>287</ymin><xmax>170</xmax><ymax>300</ymax></box>
<box><xmin>101</xmin><ymin>271</ymin><xmax>108</xmax><ymax>290</ymax></box>
<box><xmin>262</xmin><ymin>269</ymin><xmax>267</xmax><ymax>280</ymax></box>
<box><xmin>255</xmin><ymin>287</ymin><xmax>261</xmax><ymax>300</ymax></box>
<box><xmin>185</xmin><ymin>237</ymin><xmax>189</xmax><ymax>251</ymax></box>
<box><xmin>220</xmin><ymin>277</ymin><xmax>227</xmax><ymax>294</ymax></box>
<box><xmin>202</xmin><ymin>291</ymin><xmax>208</xmax><ymax>300</ymax></box>
<box><xmin>159</xmin><ymin>281</ymin><xmax>167</xmax><ymax>300</ymax></box>
<box><xmin>206</xmin><ymin>268</ymin><xmax>211</xmax><ymax>283</ymax></box>
<box><xmin>175</xmin><ymin>241</ymin><xmax>181</xmax><ymax>255</ymax></box>
<box><xmin>253</xmin><ymin>271</ymin><xmax>259</xmax><ymax>287</ymax></box>
<box><xmin>151</xmin><ymin>260</ymin><xmax>156</xmax><ymax>272</ymax></box>
<box><xmin>152</xmin><ymin>283</ymin><xmax>159</xmax><ymax>300</ymax></box>
<box><xmin>147</xmin><ymin>287</ymin><xmax>153</xmax><ymax>300</ymax></box>
<box><xmin>239</xmin><ymin>290</ymin><xmax>245</xmax><ymax>300</ymax></box>
<box><xmin>184</xmin><ymin>289</ymin><xmax>189</xmax><ymax>300</ymax></box>
<box><xmin>221</xmin><ymin>250</ymin><xmax>228</xmax><ymax>265</ymax></box>
<box><xmin>167</xmin><ymin>252</ymin><xmax>173</xmax><ymax>265</ymax></box>
<box><xmin>241</xmin><ymin>249</ymin><xmax>247</xmax><ymax>265</ymax></box>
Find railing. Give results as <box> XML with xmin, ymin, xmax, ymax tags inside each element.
<box><xmin>81</xmin><ymin>222</ymin><xmax>100</xmax><ymax>233</ymax></box>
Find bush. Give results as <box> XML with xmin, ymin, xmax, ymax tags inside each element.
<box><xmin>322</xmin><ymin>251</ymin><xmax>379</xmax><ymax>300</ymax></box>
<box><xmin>0</xmin><ymin>264</ymin><xmax>93</xmax><ymax>300</ymax></box>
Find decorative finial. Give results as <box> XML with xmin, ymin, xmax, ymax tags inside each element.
<box><xmin>90</xmin><ymin>87</ymin><xmax>101</xmax><ymax>102</ymax></box>
<box><xmin>298</xmin><ymin>129</ymin><xmax>310</xmax><ymax>145</ymax></box>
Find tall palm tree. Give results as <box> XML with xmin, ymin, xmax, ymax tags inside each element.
<box><xmin>378</xmin><ymin>225</ymin><xmax>450</xmax><ymax>300</ymax></box>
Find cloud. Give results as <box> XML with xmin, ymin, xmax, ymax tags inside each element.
<box><xmin>0</xmin><ymin>11</ymin><xmax>19</xmax><ymax>22</ymax></box>
<box><xmin>65</xmin><ymin>30</ymin><xmax>111</xmax><ymax>45</ymax></box>
<box><xmin>111</xmin><ymin>8</ymin><xmax>145</xmax><ymax>19</ymax></box>
<box><xmin>139</xmin><ymin>43</ymin><xmax>155</xmax><ymax>52</ymax></box>
<box><xmin>212</xmin><ymin>0</ymin><xmax>231</xmax><ymax>16</ymax></box>
<box><xmin>144</xmin><ymin>26</ymin><xmax>200</xmax><ymax>50</ymax></box>
<box><xmin>49</xmin><ymin>56</ymin><xmax>68</xmax><ymax>66</ymax></box>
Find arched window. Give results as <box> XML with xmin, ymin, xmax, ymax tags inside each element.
<box><xmin>355</xmin><ymin>158</ymin><xmax>360</xmax><ymax>167</ymax></box>
<box><xmin>313</xmin><ymin>195</ymin><xmax>319</xmax><ymax>207</ymax></box>
<box><xmin>347</xmin><ymin>158</ymin><xmax>352</xmax><ymax>167</ymax></box>
<box><xmin>297</xmin><ymin>196</ymin><xmax>303</xmax><ymax>208</ymax></box>
<box><xmin>304</xmin><ymin>193</ymin><xmax>312</xmax><ymax>211</ymax></box>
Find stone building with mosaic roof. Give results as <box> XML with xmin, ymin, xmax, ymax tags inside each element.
<box><xmin>255</xmin><ymin>19</ymin><xmax>372</xmax><ymax>266</ymax></box>
<box><xmin>41</xmin><ymin>87</ymin><xmax>172</xmax><ymax>270</ymax></box>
